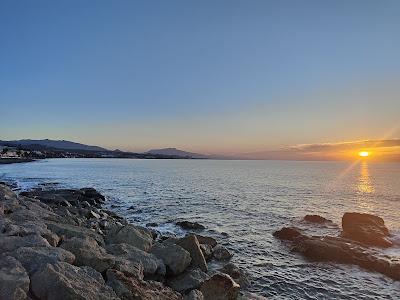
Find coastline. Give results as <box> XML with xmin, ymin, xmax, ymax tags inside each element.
<box><xmin>0</xmin><ymin>158</ymin><xmax>35</xmax><ymax>164</ymax></box>
<box><xmin>0</xmin><ymin>182</ymin><xmax>248</xmax><ymax>300</ymax></box>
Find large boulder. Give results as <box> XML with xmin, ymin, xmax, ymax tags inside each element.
<box><xmin>151</xmin><ymin>243</ymin><xmax>191</xmax><ymax>275</ymax></box>
<box><xmin>0</xmin><ymin>234</ymin><xmax>50</xmax><ymax>253</ymax></box>
<box><xmin>303</xmin><ymin>215</ymin><xmax>332</xmax><ymax>224</ymax></box>
<box><xmin>218</xmin><ymin>263</ymin><xmax>250</xmax><ymax>288</ymax></box>
<box><xmin>106</xmin><ymin>269</ymin><xmax>183</xmax><ymax>300</ymax></box>
<box><xmin>272</xmin><ymin>227</ymin><xmax>303</xmax><ymax>241</ymax></box>
<box><xmin>46</xmin><ymin>221</ymin><xmax>105</xmax><ymax>246</ymax></box>
<box><xmin>106</xmin><ymin>243</ymin><xmax>165</xmax><ymax>276</ymax></box>
<box><xmin>176</xmin><ymin>221</ymin><xmax>205</xmax><ymax>230</ymax></box>
<box><xmin>105</xmin><ymin>224</ymin><xmax>153</xmax><ymax>251</ymax></box>
<box><xmin>195</xmin><ymin>235</ymin><xmax>217</xmax><ymax>247</ymax></box>
<box><xmin>213</xmin><ymin>245</ymin><xmax>233</xmax><ymax>261</ymax></box>
<box><xmin>176</xmin><ymin>235</ymin><xmax>208</xmax><ymax>272</ymax></box>
<box><xmin>0</xmin><ymin>255</ymin><xmax>30</xmax><ymax>300</ymax></box>
<box><xmin>184</xmin><ymin>289</ymin><xmax>204</xmax><ymax>300</ymax></box>
<box><xmin>200</xmin><ymin>273</ymin><xmax>240</xmax><ymax>300</ymax></box>
<box><xmin>60</xmin><ymin>237</ymin><xmax>115</xmax><ymax>273</ymax></box>
<box><xmin>30</xmin><ymin>262</ymin><xmax>119</xmax><ymax>300</ymax></box>
<box><xmin>342</xmin><ymin>212</ymin><xmax>392</xmax><ymax>248</ymax></box>
<box><xmin>168</xmin><ymin>268</ymin><xmax>209</xmax><ymax>293</ymax></box>
<box><xmin>8</xmin><ymin>246</ymin><xmax>75</xmax><ymax>275</ymax></box>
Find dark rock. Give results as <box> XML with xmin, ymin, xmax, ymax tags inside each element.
<box><xmin>176</xmin><ymin>235</ymin><xmax>208</xmax><ymax>272</ymax></box>
<box><xmin>30</xmin><ymin>262</ymin><xmax>119</xmax><ymax>300</ymax></box>
<box><xmin>303</xmin><ymin>215</ymin><xmax>332</xmax><ymax>224</ymax></box>
<box><xmin>200</xmin><ymin>273</ymin><xmax>240</xmax><ymax>300</ymax></box>
<box><xmin>273</xmin><ymin>227</ymin><xmax>303</xmax><ymax>241</ymax></box>
<box><xmin>342</xmin><ymin>212</ymin><xmax>392</xmax><ymax>248</ymax></box>
<box><xmin>195</xmin><ymin>235</ymin><xmax>217</xmax><ymax>247</ymax></box>
<box><xmin>213</xmin><ymin>245</ymin><xmax>233</xmax><ymax>261</ymax></box>
<box><xmin>146</xmin><ymin>222</ymin><xmax>159</xmax><ymax>227</ymax></box>
<box><xmin>151</xmin><ymin>243</ymin><xmax>191</xmax><ymax>275</ymax></box>
<box><xmin>200</xmin><ymin>244</ymin><xmax>213</xmax><ymax>261</ymax></box>
<box><xmin>177</xmin><ymin>221</ymin><xmax>205</xmax><ymax>230</ymax></box>
<box><xmin>0</xmin><ymin>255</ymin><xmax>30</xmax><ymax>300</ymax></box>
<box><xmin>106</xmin><ymin>269</ymin><xmax>183</xmax><ymax>300</ymax></box>
<box><xmin>0</xmin><ymin>234</ymin><xmax>50</xmax><ymax>253</ymax></box>
<box><xmin>168</xmin><ymin>268</ymin><xmax>209</xmax><ymax>293</ymax></box>
<box><xmin>218</xmin><ymin>263</ymin><xmax>250</xmax><ymax>288</ymax></box>
<box><xmin>184</xmin><ymin>289</ymin><xmax>204</xmax><ymax>300</ymax></box>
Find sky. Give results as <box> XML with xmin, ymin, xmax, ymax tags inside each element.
<box><xmin>0</xmin><ymin>1</ymin><xmax>399</xmax><ymax>160</ymax></box>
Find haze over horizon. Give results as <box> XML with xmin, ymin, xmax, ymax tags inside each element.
<box><xmin>1</xmin><ymin>1</ymin><xmax>399</xmax><ymax>160</ymax></box>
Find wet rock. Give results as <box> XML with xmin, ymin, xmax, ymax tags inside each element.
<box><xmin>342</xmin><ymin>212</ymin><xmax>392</xmax><ymax>248</ymax></box>
<box><xmin>30</xmin><ymin>262</ymin><xmax>119</xmax><ymax>300</ymax></box>
<box><xmin>151</xmin><ymin>243</ymin><xmax>191</xmax><ymax>275</ymax></box>
<box><xmin>177</xmin><ymin>221</ymin><xmax>205</xmax><ymax>230</ymax></box>
<box><xmin>168</xmin><ymin>268</ymin><xmax>209</xmax><ymax>293</ymax></box>
<box><xmin>200</xmin><ymin>273</ymin><xmax>240</xmax><ymax>300</ymax></box>
<box><xmin>272</xmin><ymin>227</ymin><xmax>303</xmax><ymax>241</ymax></box>
<box><xmin>106</xmin><ymin>269</ymin><xmax>183</xmax><ymax>300</ymax></box>
<box><xmin>0</xmin><ymin>255</ymin><xmax>30</xmax><ymax>300</ymax></box>
<box><xmin>213</xmin><ymin>245</ymin><xmax>233</xmax><ymax>261</ymax></box>
<box><xmin>303</xmin><ymin>215</ymin><xmax>332</xmax><ymax>224</ymax></box>
<box><xmin>176</xmin><ymin>235</ymin><xmax>208</xmax><ymax>272</ymax></box>
<box><xmin>195</xmin><ymin>235</ymin><xmax>217</xmax><ymax>247</ymax></box>
<box><xmin>8</xmin><ymin>246</ymin><xmax>75</xmax><ymax>275</ymax></box>
<box><xmin>60</xmin><ymin>237</ymin><xmax>115</xmax><ymax>273</ymax></box>
<box><xmin>0</xmin><ymin>234</ymin><xmax>50</xmax><ymax>253</ymax></box>
<box><xmin>184</xmin><ymin>289</ymin><xmax>204</xmax><ymax>300</ymax></box>
<box><xmin>105</xmin><ymin>224</ymin><xmax>153</xmax><ymax>251</ymax></box>
<box><xmin>106</xmin><ymin>243</ymin><xmax>165</xmax><ymax>276</ymax></box>
<box><xmin>218</xmin><ymin>263</ymin><xmax>250</xmax><ymax>288</ymax></box>
<box><xmin>87</xmin><ymin>210</ymin><xmax>101</xmax><ymax>219</ymax></box>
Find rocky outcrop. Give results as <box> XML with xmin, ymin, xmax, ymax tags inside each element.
<box><xmin>341</xmin><ymin>212</ymin><xmax>392</xmax><ymax>248</ymax></box>
<box><xmin>106</xmin><ymin>269</ymin><xmax>183</xmax><ymax>300</ymax></box>
<box><xmin>176</xmin><ymin>221</ymin><xmax>205</xmax><ymax>230</ymax></box>
<box><xmin>303</xmin><ymin>215</ymin><xmax>332</xmax><ymax>224</ymax></box>
<box><xmin>151</xmin><ymin>243</ymin><xmax>192</xmax><ymax>275</ymax></box>
<box><xmin>31</xmin><ymin>262</ymin><xmax>119</xmax><ymax>300</ymax></box>
<box><xmin>272</xmin><ymin>227</ymin><xmax>303</xmax><ymax>241</ymax></box>
<box><xmin>200</xmin><ymin>273</ymin><xmax>240</xmax><ymax>300</ymax></box>
<box><xmin>218</xmin><ymin>263</ymin><xmax>250</xmax><ymax>288</ymax></box>
<box><xmin>0</xmin><ymin>255</ymin><xmax>30</xmax><ymax>300</ymax></box>
<box><xmin>213</xmin><ymin>245</ymin><xmax>233</xmax><ymax>261</ymax></box>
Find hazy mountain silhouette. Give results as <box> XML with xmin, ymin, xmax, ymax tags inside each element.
<box><xmin>0</xmin><ymin>139</ymin><xmax>108</xmax><ymax>152</ymax></box>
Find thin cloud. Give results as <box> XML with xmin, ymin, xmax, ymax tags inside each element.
<box><xmin>290</xmin><ymin>139</ymin><xmax>400</xmax><ymax>152</ymax></box>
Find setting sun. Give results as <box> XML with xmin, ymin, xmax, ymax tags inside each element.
<box><xmin>358</xmin><ymin>151</ymin><xmax>370</xmax><ymax>157</ymax></box>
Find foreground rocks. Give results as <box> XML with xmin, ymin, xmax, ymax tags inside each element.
<box><xmin>274</xmin><ymin>213</ymin><xmax>400</xmax><ymax>281</ymax></box>
<box><xmin>0</xmin><ymin>183</ymin><xmax>242</xmax><ymax>299</ymax></box>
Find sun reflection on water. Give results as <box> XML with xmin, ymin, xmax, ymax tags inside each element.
<box><xmin>357</xmin><ymin>162</ymin><xmax>374</xmax><ymax>194</ymax></box>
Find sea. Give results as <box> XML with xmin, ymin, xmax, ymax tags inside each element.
<box><xmin>1</xmin><ymin>158</ymin><xmax>399</xmax><ymax>299</ymax></box>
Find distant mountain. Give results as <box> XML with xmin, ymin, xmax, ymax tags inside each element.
<box><xmin>147</xmin><ymin>148</ymin><xmax>209</xmax><ymax>159</ymax></box>
<box><xmin>0</xmin><ymin>139</ymin><xmax>108</xmax><ymax>152</ymax></box>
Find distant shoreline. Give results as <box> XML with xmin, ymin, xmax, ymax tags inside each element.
<box><xmin>0</xmin><ymin>158</ymin><xmax>35</xmax><ymax>164</ymax></box>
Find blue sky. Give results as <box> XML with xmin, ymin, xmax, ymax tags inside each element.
<box><xmin>1</xmin><ymin>1</ymin><xmax>399</xmax><ymax>155</ymax></box>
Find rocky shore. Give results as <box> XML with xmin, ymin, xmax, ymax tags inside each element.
<box><xmin>274</xmin><ymin>213</ymin><xmax>400</xmax><ymax>281</ymax></box>
<box><xmin>0</xmin><ymin>183</ymin><xmax>248</xmax><ymax>300</ymax></box>
<box><xmin>0</xmin><ymin>158</ymin><xmax>35</xmax><ymax>164</ymax></box>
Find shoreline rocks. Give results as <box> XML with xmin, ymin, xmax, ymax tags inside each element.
<box><xmin>0</xmin><ymin>183</ymin><xmax>242</xmax><ymax>299</ymax></box>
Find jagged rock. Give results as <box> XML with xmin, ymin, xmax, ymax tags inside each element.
<box><xmin>176</xmin><ymin>221</ymin><xmax>205</xmax><ymax>230</ymax></box>
<box><xmin>87</xmin><ymin>210</ymin><xmax>101</xmax><ymax>219</ymax></box>
<box><xmin>213</xmin><ymin>245</ymin><xmax>233</xmax><ymax>261</ymax></box>
<box><xmin>30</xmin><ymin>262</ymin><xmax>119</xmax><ymax>300</ymax></box>
<box><xmin>195</xmin><ymin>235</ymin><xmax>217</xmax><ymax>247</ymax></box>
<box><xmin>218</xmin><ymin>263</ymin><xmax>250</xmax><ymax>288</ymax></box>
<box><xmin>0</xmin><ymin>234</ymin><xmax>50</xmax><ymax>253</ymax></box>
<box><xmin>106</xmin><ymin>269</ymin><xmax>183</xmax><ymax>300</ymax></box>
<box><xmin>303</xmin><ymin>215</ymin><xmax>332</xmax><ymax>224</ymax></box>
<box><xmin>342</xmin><ymin>212</ymin><xmax>392</xmax><ymax>248</ymax></box>
<box><xmin>184</xmin><ymin>289</ymin><xmax>204</xmax><ymax>300</ymax></box>
<box><xmin>200</xmin><ymin>244</ymin><xmax>213</xmax><ymax>261</ymax></box>
<box><xmin>176</xmin><ymin>235</ymin><xmax>208</xmax><ymax>272</ymax></box>
<box><xmin>46</xmin><ymin>221</ymin><xmax>105</xmax><ymax>246</ymax></box>
<box><xmin>60</xmin><ymin>237</ymin><xmax>115</xmax><ymax>273</ymax></box>
<box><xmin>113</xmin><ymin>258</ymin><xmax>144</xmax><ymax>279</ymax></box>
<box><xmin>151</xmin><ymin>243</ymin><xmax>191</xmax><ymax>275</ymax></box>
<box><xmin>200</xmin><ymin>273</ymin><xmax>240</xmax><ymax>300</ymax></box>
<box><xmin>168</xmin><ymin>268</ymin><xmax>209</xmax><ymax>293</ymax></box>
<box><xmin>106</xmin><ymin>243</ymin><xmax>165</xmax><ymax>276</ymax></box>
<box><xmin>0</xmin><ymin>255</ymin><xmax>30</xmax><ymax>300</ymax></box>
<box><xmin>8</xmin><ymin>246</ymin><xmax>75</xmax><ymax>275</ymax></box>
<box><xmin>105</xmin><ymin>224</ymin><xmax>153</xmax><ymax>251</ymax></box>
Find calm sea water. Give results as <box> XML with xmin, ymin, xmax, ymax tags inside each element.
<box><xmin>1</xmin><ymin>158</ymin><xmax>400</xmax><ymax>299</ymax></box>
